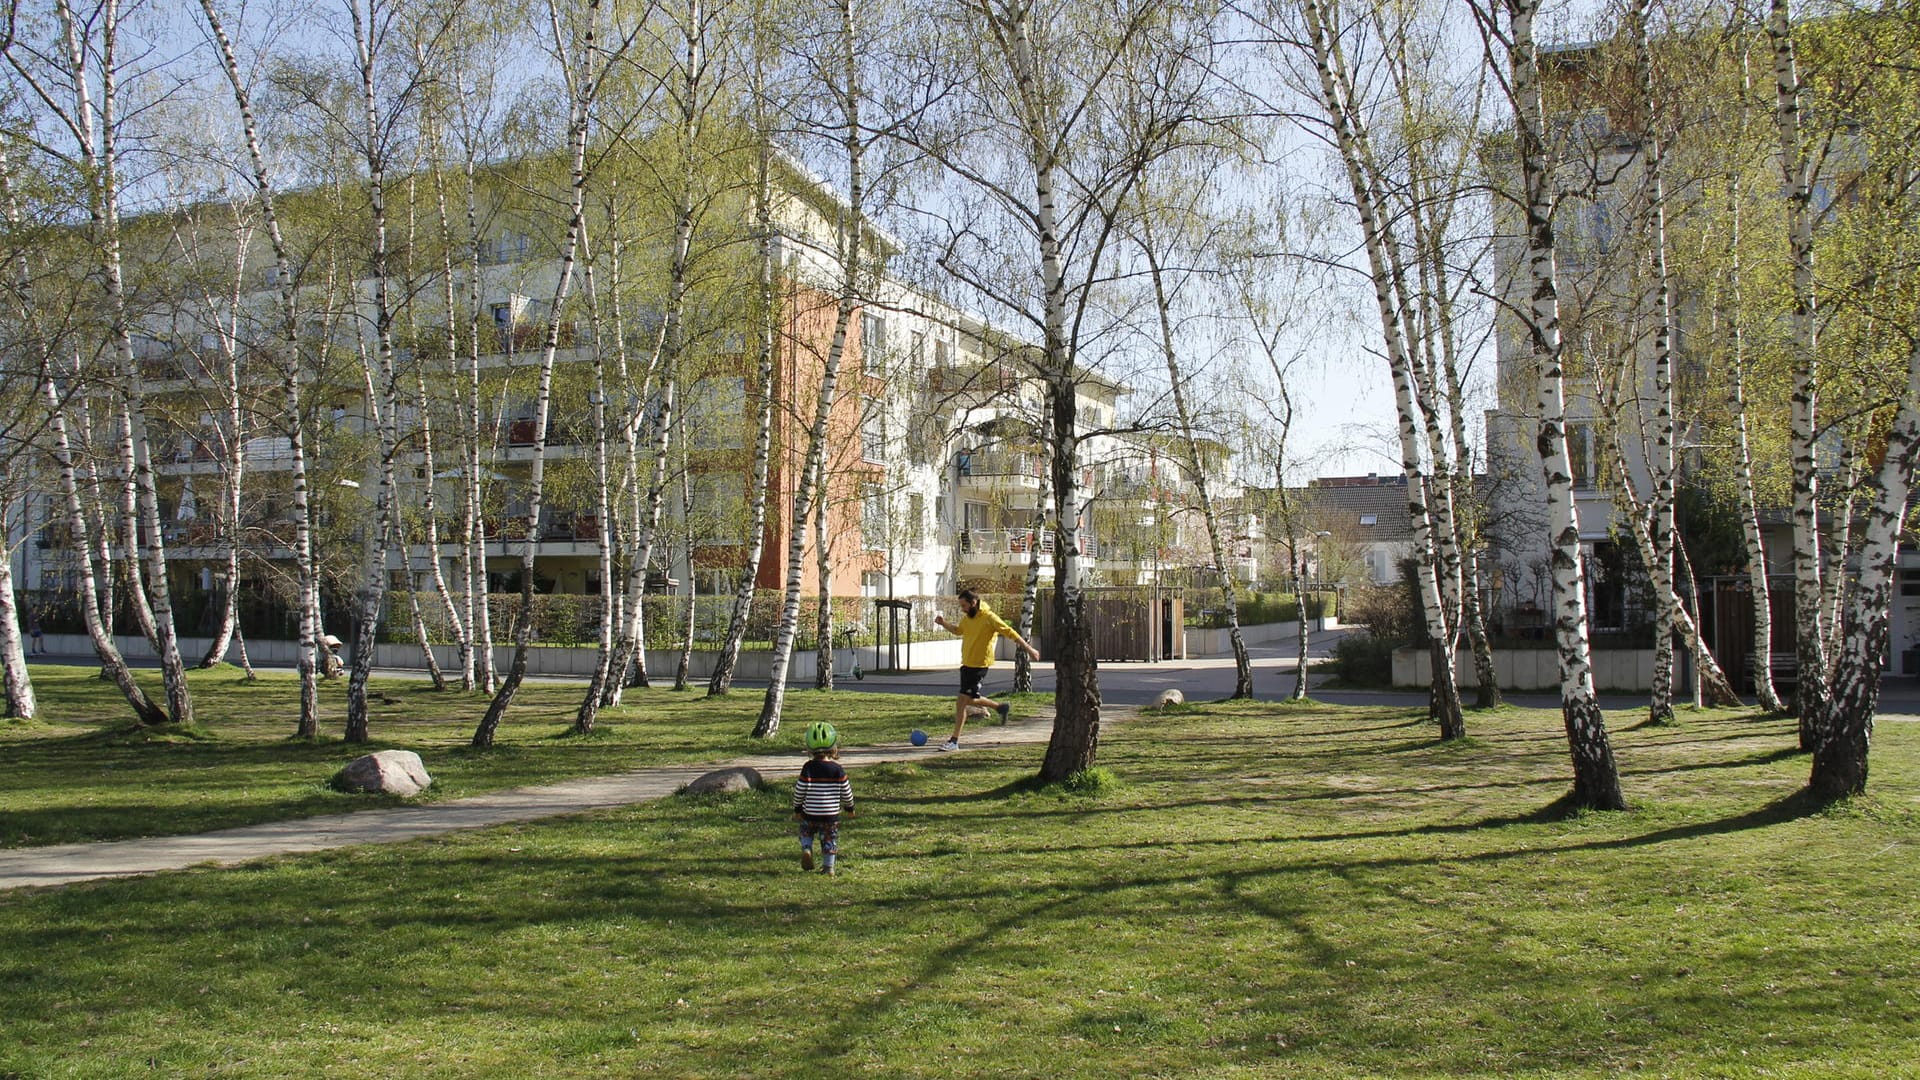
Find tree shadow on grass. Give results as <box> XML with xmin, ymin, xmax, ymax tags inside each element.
<box><xmin>1621</xmin><ymin>745</ymin><xmax>1803</xmax><ymax>778</ymax></box>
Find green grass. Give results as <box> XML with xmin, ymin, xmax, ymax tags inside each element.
<box><xmin>1</xmin><ymin>699</ymin><xmax>1916</xmax><ymax>1077</ymax></box>
<box><xmin>0</xmin><ymin>664</ymin><xmax>956</xmax><ymax>848</ymax></box>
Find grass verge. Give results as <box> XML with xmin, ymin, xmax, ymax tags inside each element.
<box><xmin>0</xmin><ymin>664</ymin><xmax>959</xmax><ymax>848</ymax></box>
<box><xmin>0</xmin><ymin>701</ymin><xmax>1914</xmax><ymax>1077</ymax></box>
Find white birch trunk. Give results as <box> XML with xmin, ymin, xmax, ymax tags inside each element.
<box><xmin>343</xmin><ymin>0</ymin><xmax>405</xmax><ymax>744</ymax></box>
<box><xmin>1303</xmin><ymin>0</ymin><xmax>1462</xmax><ymax>738</ymax></box>
<box><xmin>707</xmin><ymin>138</ymin><xmax>780</xmax><ymax>697</ymax></box>
<box><xmin>814</xmin><ymin>479</ymin><xmax>834</xmax><ymax>691</ymax></box>
<box><xmin>1725</xmin><ymin>164</ymin><xmax>1783</xmax><ymax>711</ymax></box>
<box><xmin>1767</xmin><ymin>0</ymin><xmax>1829</xmax><ymax>742</ymax></box>
<box><xmin>1487</xmin><ymin>0</ymin><xmax>1624</xmax><ymax>808</ymax></box>
<box><xmin>1628</xmin><ymin>0</ymin><xmax>1679</xmax><ymax>724</ymax></box>
<box><xmin>754</xmin><ymin>0</ymin><xmax>864</xmax><ymax>737</ymax></box>
<box><xmin>474</xmin><ymin>0</ymin><xmax>605</xmax><ymax>747</ymax></box>
<box><xmin>1142</xmin><ymin>233</ymin><xmax>1251</xmax><ymax>698</ymax></box>
<box><xmin>576</xmin><ymin>256</ymin><xmax>619</xmax><ymax>730</ymax></box>
<box><xmin>1810</xmin><ymin>337</ymin><xmax>1920</xmax><ymax>800</ymax></box>
<box><xmin>0</xmin><ymin>513</ymin><xmax>35</xmax><ymax>720</ymax></box>
<box><xmin>995</xmin><ymin>4</ymin><xmax>1099</xmax><ymax>782</ymax></box>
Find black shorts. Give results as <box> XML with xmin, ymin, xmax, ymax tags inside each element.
<box><xmin>959</xmin><ymin>665</ymin><xmax>989</xmax><ymax>698</ymax></box>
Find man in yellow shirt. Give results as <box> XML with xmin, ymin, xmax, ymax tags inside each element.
<box><xmin>931</xmin><ymin>588</ymin><xmax>1041</xmax><ymax>751</ymax></box>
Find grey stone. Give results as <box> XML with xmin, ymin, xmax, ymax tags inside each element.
<box><xmin>333</xmin><ymin>750</ymin><xmax>433</xmax><ymax>797</ymax></box>
<box><xmin>1152</xmin><ymin>688</ymin><xmax>1185</xmax><ymax>710</ymax></box>
<box><xmin>683</xmin><ymin>766</ymin><xmax>763</xmax><ymax>795</ymax></box>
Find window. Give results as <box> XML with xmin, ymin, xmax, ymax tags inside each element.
<box><xmin>862</xmin><ymin>486</ymin><xmax>887</xmax><ymax>548</ymax></box>
<box><xmin>689</xmin><ymin>474</ymin><xmax>745</xmax><ymax>543</ymax></box>
<box><xmin>687</xmin><ymin>377</ymin><xmax>747</xmax><ymax>449</ymax></box>
<box><xmin>1568</xmin><ymin>423</ymin><xmax>1595</xmax><ymax>489</ymax></box>
<box><xmin>1359</xmin><ymin>514</ymin><xmax>1378</xmax><ymax>526</ymax></box>
<box><xmin>483</xmin><ymin>231</ymin><xmax>530</xmax><ymax>265</ymax></box>
<box><xmin>861</xmin><ymin>397</ymin><xmax>885</xmax><ymax>462</ymax></box>
<box><xmin>861</xmin><ymin>312</ymin><xmax>887</xmax><ymax>373</ymax></box>
<box><xmin>908</xmin><ymin>493</ymin><xmax>926</xmax><ymax>551</ymax></box>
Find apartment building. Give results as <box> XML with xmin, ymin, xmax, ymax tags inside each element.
<box><xmin>9</xmin><ymin>150</ymin><xmax>1179</xmax><ymax>637</ymax></box>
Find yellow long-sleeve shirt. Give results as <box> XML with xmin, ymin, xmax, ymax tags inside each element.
<box><xmin>952</xmin><ymin>602</ymin><xmax>1021</xmax><ymax>667</ymax></box>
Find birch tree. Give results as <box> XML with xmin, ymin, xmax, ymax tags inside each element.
<box><xmin>1470</xmin><ymin>0</ymin><xmax>1625</xmax><ymax>809</ymax></box>
<box><xmin>895</xmin><ymin>0</ymin><xmax>1216</xmax><ymax>778</ymax></box>
<box><xmin>195</xmin><ymin>0</ymin><xmax>327</xmax><ymax>734</ymax></box>
<box><xmin>752</xmin><ymin>0</ymin><xmax>871</xmax><ymax>737</ymax></box>
<box><xmin>1136</xmin><ymin>207</ymin><xmax>1254</xmax><ymax>698</ymax></box>
<box><xmin>1765</xmin><ymin>0</ymin><xmax>1828</xmax><ymax>743</ymax></box>
<box><xmin>704</xmin><ymin>0</ymin><xmax>787</xmax><ymax>698</ymax></box>
<box><xmin>475</xmin><ymin>0</ymin><xmax>639</xmax><ymax>748</ymax></box>
<box><xmin>8</xmin><ymin>0</ymin><xmax>195</xmax><ymax>725</ymax></box>
<box><xmin>1283</xmin><ymin>0</ymin><xmax>1466</xmax><ymax>738</ymax></box>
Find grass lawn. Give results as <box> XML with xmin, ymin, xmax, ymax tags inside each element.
<box><xmin>0</xmin><ymin>663</ymin><xmax>967</xmax><ymax>848</ymax></box>
<box><xmin>2</xmin><ymin>697</ymin><xmax>1916</xmax><ymax>1077</ymax></box>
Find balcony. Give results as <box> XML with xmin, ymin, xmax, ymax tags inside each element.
<box><xmin>956</xmin><ymin>451</ymin><xmax>1044</xmax><ymax>490</ymax></box>
<box><xmin>956</xmin><ymin>528</ymin><xmax>1097</xmax><ymax>567</ymax></box>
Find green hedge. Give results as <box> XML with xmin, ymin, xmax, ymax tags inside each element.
<box><xmin>1183</xmin><ymin>590</ymin><xmax>1336</xmax><ymax>629</ymax></box>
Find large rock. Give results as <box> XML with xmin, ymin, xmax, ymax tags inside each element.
<box><xmin>333</xmin><ymin>750</ymin><xmax>433</xmax><ymax>797</ymax></box>
<box><xmin>1152</xmin><ymin>688</ymin><xmax>1185</xmax><ymax>710</ymax></box>
<box><xmin>683</xmin><ymin>766</ymin><xmax>763</xmax><ymax>795</ymax></box>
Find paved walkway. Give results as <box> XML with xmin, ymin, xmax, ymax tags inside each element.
<box><xmin>0</xmin><ymin>706</ymin><xmax>1103</xmax><ymax>893</ymax></box>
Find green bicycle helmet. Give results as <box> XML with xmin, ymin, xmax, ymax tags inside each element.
<box><xmin>804</xmin><ymin>721</ymin><xmax>839</xmax><ymax>751</ymax></box>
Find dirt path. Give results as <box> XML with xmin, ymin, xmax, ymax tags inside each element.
<box><xmin>0</xmin><ymin>706</ymin><xmax>1126</xmax><ymax>892</ymax></box>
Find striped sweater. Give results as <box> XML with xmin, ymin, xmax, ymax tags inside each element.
<box><xmin>793</xmin><ymin>758</ymin><xmax>854</xmax><ymax>818</ymax></box>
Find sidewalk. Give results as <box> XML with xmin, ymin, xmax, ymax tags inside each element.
<box><xmin>0</xmin><ymin>706</ymin><xmax>1101</xmax><ymax>893</ymax></box>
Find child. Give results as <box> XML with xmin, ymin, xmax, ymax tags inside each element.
<box><xmin>792</xmin><ymin>721</ymin><xmax>854</xmax><ymax>875</ymax></box>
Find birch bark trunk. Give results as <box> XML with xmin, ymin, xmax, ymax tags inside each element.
<box><xmin>1142</xmin><ymin>232</ymin><xmax>1251</xmax><ymax>698</ymax></box>
<box><xmin>576</xmin><ymin>255</ymin><xmax>620</xmax><ymax>728</ymax></box>
<box><xmin>705</xmin><ymin>138</ymin><xmax>779</xmax><ymax>696</ymax></box>
<box><xmin>79</xmin><ymin>0</ymin><xmax>194</xmax><ymax>724</ymax></box>
<box><xmin>1483</xmin><ymin>0</ymin><xmax>1625</xmax><ymax>808</ymax></box>
<box><xmin>342</xmin><ymin>0</ymin><xmax>407</xmax><ymax>744</ymax></box>
<box><xmin>1303</xmin><ymin>0</ymin><xmax>1462</xmax><ymax>739</ymax></box>
<box><xmin>753</xmin><ymin>0</ymin><xmax>865</xmax><ymax>737</ymax></box>
<box><xmin>1766</xmin><ymin>0</ymin><xmax>1829</xmax><ymax>744</ymax></box>
<box><xmin>995</xmin><ymin>5</ymin><xmax>1100</xmax><ymax>781</ymax></box>
<box><xmin>1725</xmin><ymin>165</ymin><xmax>1783</xmax><ymax>711</ymax></box>
<box><xmin>1810</xmin><ymin>337</ymin><xmax>1920</xmax><ymax>799</ymax></box>
<box><xmin>1628</xmin><ymin>0</ymin><xmax>1680</xmax><ymax>725</ymax></box>
<box><xmin>0</xmin><ymin>515</ymin><xmax>35</xmax><ymax>720</ymax></box>
<box><xmin>473</xmin><ymin>0</ymin><xmax>605</xmax><ymax>747</ymax></box>
<box><xmin>197</xmin><ymin>0</ymin><xmax>323</xmax><ymax>731</ymax></box>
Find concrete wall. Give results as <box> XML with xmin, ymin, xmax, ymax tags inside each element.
<box><xmin>1394</xmin><ymin>646</ymin><xmax>1658</xmax><ymax>691</ymax></box>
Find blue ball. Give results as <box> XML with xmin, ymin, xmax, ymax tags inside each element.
<box><xmin>910</xmin><ymin>729</ymin><xmax>928</xmax><ymax>746</ymax></box>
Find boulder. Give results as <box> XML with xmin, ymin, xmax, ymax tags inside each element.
<box><xmin>333</xmin><ymin>750</ymin><xmax>433</xmax><ymax>797</ymax></box>
<box><xmin>683</xmin><ymin>766</ymin><xmax>763</xmax><ymax>795</ymax></box>
<box><xmin>1152</xmin><ymin>688</ymin><xmax>1185</xmax><ymax>710</ymax></box>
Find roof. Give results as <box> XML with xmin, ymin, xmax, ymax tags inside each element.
<box><xmin>1305</xmin><ymin>480</ymin><xmax>1418</xmax><ymax>543</ymax></box>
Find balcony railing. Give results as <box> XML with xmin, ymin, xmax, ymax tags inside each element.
<box><xmin>957</xmin><ymin>529</ymin><xmax>1097</xmax><ymax>559</ymax></box>
<box><xmin>956</xmin><ymin>451</ymin><xmax>1043</xmax><ymax>481</ymax></box>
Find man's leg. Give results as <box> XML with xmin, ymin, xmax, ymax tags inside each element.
<box><xmin>950</xmin><ymin>693</ymin><xmax>970</xmax><ymax>745</ymax></box>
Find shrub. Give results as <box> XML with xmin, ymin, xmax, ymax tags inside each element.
<box><xmin>1329</xmin><ymin>633</ymin><xmax>1398</xmax><ymax>687</ymax></box>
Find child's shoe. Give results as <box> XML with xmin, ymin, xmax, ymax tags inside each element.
<box><xmin>800</xmin><ymin>848</ymin><xmax>814</xmax><ymax>871</ymax></box>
